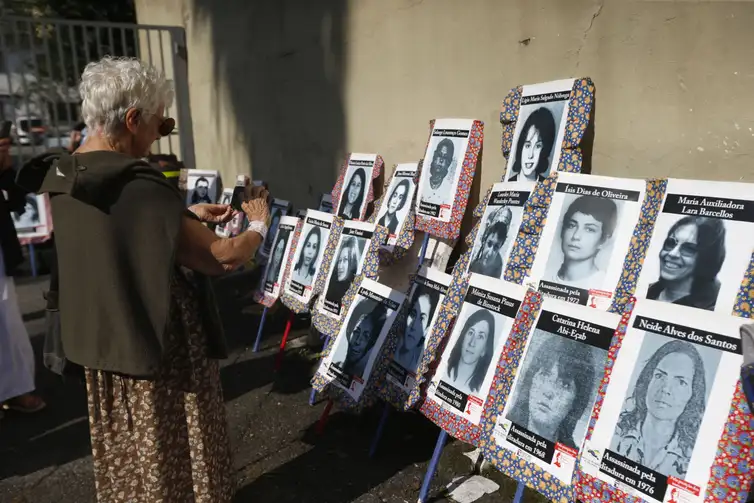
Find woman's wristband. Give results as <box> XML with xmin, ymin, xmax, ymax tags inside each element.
<box><xmin>246</xmin><ymin>220</ymin><xmax>268</xmax><ymax>241</ymax></box>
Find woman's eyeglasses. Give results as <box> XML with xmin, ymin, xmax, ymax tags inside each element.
<box><xmin>662</xmin><ymin>236</ymin><xmax>698</xmax><ymax>258</ymax></box>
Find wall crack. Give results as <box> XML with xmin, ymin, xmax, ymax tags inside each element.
<box><xmin>575</xmin><ymin>0</ymin><xmax>605</xmax><ymax>70</ymax></box>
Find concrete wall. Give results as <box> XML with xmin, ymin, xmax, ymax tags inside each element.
<box><xmin>135</xmin><ymin>0</ymin><xmax>754</xmax><ymax>210</ymax></box>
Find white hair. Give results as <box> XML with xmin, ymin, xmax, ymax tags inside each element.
<box><xmin>79</xmin><ymin>56</ymin><xmax>174</xmax><ymax>139</ymax></box>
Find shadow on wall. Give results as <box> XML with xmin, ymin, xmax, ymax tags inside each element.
<box><xmin>191</xmin><ymin>0</ymin><xmax>348</xmax><ymax>209</ymax></box>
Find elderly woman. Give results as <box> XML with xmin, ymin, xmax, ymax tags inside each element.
<box><xmin>17</xmin><ymin>56</ymin><xmax>269</xmax><ymax>502</ymax></box>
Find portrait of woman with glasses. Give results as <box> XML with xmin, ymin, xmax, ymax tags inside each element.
<box><xmin>646</xmin><ymin>216</ymin><xmax>726</xmax><ymax>311</ymax></box>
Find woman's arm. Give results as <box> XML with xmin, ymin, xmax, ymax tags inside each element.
<box><xmin>176</xmin><ymin>198</ymin><xmax>270</xmax><ymax>276</ymax></box>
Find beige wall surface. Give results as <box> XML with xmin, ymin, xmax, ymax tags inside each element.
<box><xmin>135</xmin><ymin>0</ymin><xmax>754</xmax><ymax>211</ymax></box>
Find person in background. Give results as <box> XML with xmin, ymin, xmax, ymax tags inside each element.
<box><xmin>17</xmin><ymin>56</ymin><xmax>270</xmax><ymax>502</ymax></box>
<box><xmin>0</xmin><ymin>135</ymin><xmax>46</xmax><ymax>415</ymax></box>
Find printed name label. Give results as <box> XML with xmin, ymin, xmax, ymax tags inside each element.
<box><xmin>521</xmin><ymin>91</ymin><xmax>571</xmax><ymax>105</ymax></box>
<box><xmin>556</xmin><ymin>183</ymin><xmax>641</xmax><ymax>202</ymax></box>
<box><xmin>343</xmin><ymin>227</ymin><xmax>373</xmax><ymax>239</ymax></box>
<box><xmin>357</xmin><ymin>287</ymin><xmax>400</xmax><ymax>311</ymax></box>
<box><xmin>432</xmin><ymin>129</ymin><xmax>470</xmax><ymax>138</ymax></box>
<box><xmin>662</xmin><ymin>193</ymin><xmax>754</xmax><ymax>222</ymax></box>
<box><xmin>634</xmin><ymin>315</ymin><xmax>741</xmax><ymax>354</ymax></box>
<box><xmin>464</xmin><ymin>287</ymin><xmax>521</xmax><ymax>318</ymax></box>
<box><xmin>306</xmin><ymin>217</ymin><xmax>332</xmax><ymax>229</ymax></box>
<box><xmin>489</xmin><ymin>190</ymin><xmax>530</xmax><ymax>207</ymax></box>
<box><xmin>536</xmin><ymin>310</ymin><xmax>614</xmax><ymax>350</ymax></box>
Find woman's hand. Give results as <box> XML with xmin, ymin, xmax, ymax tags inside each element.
<box><xmin>189</xmin><ymin>203</ymin><xmax>233</xmax><ymax>224</ymax></box>
<box><xmin>242</xmin><ymin>198</ymin><xmax>269</xmax><ymax>224</ymax></box>
<box><xmin>0</xmin><ymin>138</ymin><xmax>12</xmax><ymax>171</ymax></box>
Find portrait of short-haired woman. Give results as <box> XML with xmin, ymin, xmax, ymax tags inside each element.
<box><xmin>610</xmin><ymin>339</ymin><xmax>707</xmax><ymax>478</ymax></box>
<box><xmin>338</xmin><ymin>168</ymin><xmax>367</xmax><ymax>220</ymax></box>
<box><xmin>469</xmin><ymin>207</ymin><xmax>513</xmax><ymax>279</ymax></box>
<box><xmin>336</xmin><ymin>300</ymin><xmax>388</xmax><ymax>379</ymax></box>
<box><xmin>508</xmin><ymin>107</ymin><xmax>557</xmax><ymax>183</ymax></box>
<box><xmin>394</xmin><ymin>285</ymin><xmax>440</xmax><ymax>374</ymax></box>
<box><xmin>444</xmin><ymin>308</ymin><xmax>496</xmax><ymax>396</ymax></box>
<box><xmin>291</xmin><ymin>226</ymin><xmax>322</xmax><ymax>287</ymax></box>
<box><xmin>546</xmin><ymin>195</ymin><xmax>618</xmax><ymax>289</ymax></box>
<box><xmin>378</xmin><ymin>178</ymin><xmax>412</xmax><ymax>236</ymax></box>
<box><xmin>506</xmin><ymin>334</ymin><xmax>598</xmax><ymax>450</ymax></box>
<box><xmin>647</xmin><ymin>216</ymin><xmax>726</xmax><ymax>311</ymax></box>
<box><xmin>325</xmin><ymin>236</ymin><xmax>360</xmax><ymax>308</ymax></box>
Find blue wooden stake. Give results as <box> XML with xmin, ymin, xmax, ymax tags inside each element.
<box><xmin>417</xmin><ymin>430</ymin><xmax>448</xmax><ymax>503</ymax></box>
<box><xmin>252</xmin><ymin>306</ymin><xmax>268</xmax><ymax>353</ymax></box>
<box><xmin>309</xmin><ymin>334</ymin><xmax>330</xmax><ymax>405</ymax></box>
<box><xmin>368</xmin><ymin>233</ymin><xmax>432</xmax><ymax>459</ymax></box>
<box><xmin>513</xmin><ymin>481</ymin><xmax>526</xmax><ymax>503</ymax></box>
<box><xmin>368</xmin><ymin>402</ymin><xmax>390</xmax><ymax>458</ymax></box>
<box><xmin>418</xmin><ymin>233</ymin><xmax>430</xmax><ymax>267</ymax></box>
<box><xmin>28</xmin><ymin>244</ymin><xmax>37</xmax><ymax>278</ymax></box>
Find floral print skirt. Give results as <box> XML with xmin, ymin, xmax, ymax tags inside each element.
<box><xmin>84</xmin><ymin>269</ymin><xmax>234</xmax><ymax>502</ymax></box>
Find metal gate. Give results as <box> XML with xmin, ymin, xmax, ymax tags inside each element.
<box><xmin>0</xmin><ymin>15</ymin><xmax>195</xmax><ymax>168</ymax></box>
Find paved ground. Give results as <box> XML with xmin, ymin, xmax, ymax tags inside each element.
<box><xmin>0</xmin><ymin>271</ymin><xmax>547</xmax><ymax>503</ymax></box>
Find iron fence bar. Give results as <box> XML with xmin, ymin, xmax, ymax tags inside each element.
<box><xmin>107</xmin><ymin>26</ymin><xmax>114</xmax><ymax>56</ymax></box>
<box><xmin>0</xmin><ymin>20</ymin><xmax>18</xmax><ymax>132</ymax></box>
<box><xmin>169</xmin><ymin>28</ymin><xmax>195</xmax><ymax>168</ymax></box>
<box><xmin>38</xmin><ymin>21</ymin><xmax>62</xmax><ymax>140</ymax></box>
<box><xmin>157</xmin><ymin>30</ymin><xmax>174</xmax><ymax>154</ymax></box>
<box><xmin>82</xmin><ymin>25</ymin><xmax>92</xmax><ymax>67</ymax></box>
<box><xmin>3</xmin><ymin>15</ymin><xmax>179</xmax><ymax>32</ymax></box>
<box><xmin>119</xmin><ymin>27</ymin><xmax>127</xmax><ymax>58</ymax></box>
<box><xmin>143</xmin><ymin>28</ymin><xmax>160</xmax><ymax>153</ymax></box>
<box><xmin>95</xmin><ymin>25</ymin><xmax>102</xmax><ymax>59</ymax></box>
<box><xmin>132</xmin><ymin>28</ymin><xmax>141</xmax><ymax>59</ymax></box>
<box><xmin>55</xmin><ymin>21</ymin><xmax>74</xmax><ymax>130</ymax></box>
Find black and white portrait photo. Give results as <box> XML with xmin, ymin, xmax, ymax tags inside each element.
<box><xmin>469</xmin><ymin>206</ymin><xmax>515</xmax><ymax>280</ymax></box>
<box><xmin>331</xmin><ymin>298</ymin><xmax>388</xmax><ymax>380</ymax></box>
<box><xmin>505</xmin><ymin>82</ymin><xmax>571</xmax><ymax>182</ymax></box>
<box><xmin>264</xmin><ymin>226</ymin><xmax>293</xmax><ymax>293</ymax></box>
<box><xmin>259</xmin><ymin>200</ymin><xmax>291</xmax><ymax>257</ymax></box>
<box><xmin>416</xmin><ymin>119</ymin><xmax>473</xmax><ymax>222</ymax></box>
<box><xmin>644</xmin><ymin>216</ymin><xmax>727</xmax><ymax>312</ymax></box>
<box><xmin>338</xmin><ymin>158</ymin><xmax>376</xmax><ymax>220</ymax></box>
<box><xmin>608</xmin><ymin>334</ymin><xmax>721</xmax><ymax>479</ymax></box>
<box><xmin>393</xmin><ymin>283</ymin><xmax>441</xmax><ymax>375</ymax></box>
<box><xmin>319</xmin><ymin>193</ymin><xmax>333</xmax><ymax>214</ymax></box>
<box><xmin>506</xmin><ymin>329</ymin><xmax>605</xmax><ymax>451</ymax></box>
<box><xmin>377</xmin><ymin>177</ymin><xmax>415</xmax><ymax>239</ymax></box>
<box><xmin>12</xmin><ymin>194</ymin><xmax>45</xmax><ymax>230</ymax></box>
<box><xmin>291</xmin><ymin>225</ymin><xmax>323</xmax><ymax>288</ymax></box>
<box><xmin>543</xmin><ymin>195</ymin><xmax>621</xmax><ymax>290</ymax></box>
<box><xmin>323</xmin><ymin>235</ymin><xmax>367</xmax><ymax>312</ymax></box>
<box><xmin>441</xmin><ymin>307</ymin><xmax>504</xmax><ymax>397</ymax></box>
<box><xmin>186</xmin><ymin>170</ymin><xmax>219</xmax><ymax>205</ymax></box>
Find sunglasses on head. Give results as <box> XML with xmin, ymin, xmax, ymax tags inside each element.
<box><xmin>662</xmin><ymin>236</ymin><xmax>698</xmax><ymax>258</ymax></box>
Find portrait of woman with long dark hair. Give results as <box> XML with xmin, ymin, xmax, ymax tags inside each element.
<box><xmin>291</xmin><ymin>226</ymin><xmax>322</xmax><ymax>287</ymax></box>
<box><xmin>325</xmin><ymin>236</ymin><xmax>360</xmax><ymax>308</ymax></box>
<box><xmin>378</xmin><ymin>178</ymin><xmax>412</xmax><ymax>236</ymax></box>
<box><xmin>610</xmin><ymin>339</ymin><xmax>707</xmax><ymax>478</ymax></box>
<box><xmin>12</xmin><ymin>194</ymin><xmax>41</xmax><ymax>229</ymax></box>
<box><xmin>394</xmin><ymin>285</ymin><xmax>440</xmax><ymax>374</ymax></box>
<box><xmin>336</xmin><ymin>299</ymin><xmax>388</xmax><ymax>379</ymax></box>
<box><xmin>508</xmin><ymin>107</ymin><xmax>557</xmax><ymax>182</ymax></box>
<box><xmin>444</xmin><ymin>308</ymin><xmax>496</xmax><ymax>395</ymax></box>
<box><xmin>506</xmin><ymin>334</ymin><xmax>599</xmax><ymax>450</ymax></box>
<box><xmin>265</xmin><ymin>229</ymin><xmax>290</xmax><ymax>287</ymax></box>
<box><xmin>338</xmin><ymin>168</ymin><xmax>367</xmax><ymax>220</ymax></box>
<box><xmin>646</xmin><ymin>216</ymin><xmax>726</xmax><ymax>311</ymax></box>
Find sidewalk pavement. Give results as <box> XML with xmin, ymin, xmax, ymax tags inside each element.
<box><xmin>0</xmin><ymin>274</ymin><xmax>545</xmax><ymax>503</ymax></box>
